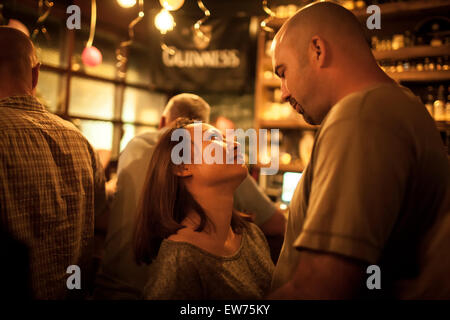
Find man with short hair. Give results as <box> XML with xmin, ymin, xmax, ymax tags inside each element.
<box><xmin>0</xmin><ymin>27</ymin><xmax>106</xmax><ymax>299</ymax></box>
<box><xmin>95</xmin><ymin>93</ymin><xmax>286</xmax><ymax>299</ymax></box>
<box><xmin>269</xmin><ymin>2</ymin><xmax>449</xmax><ymax>299</ymax></box>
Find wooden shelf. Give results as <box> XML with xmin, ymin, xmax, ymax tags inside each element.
<box><xmin>435</xmin><ymin>121</ymin><xmax>449</xmax><ymax>131</ymax></box>
<box><xmin>387</xmin><ymin>70</ymin><xmax>450</xmax><ymax>82</ymax></box>
<box><xmin>267</xmin><ymin>0</ymin><xmax>450</xmax><ymax>28</ymax></box>
<box><xmin>258</xmin><ymin>119</ymin><xmax>318</xmax><ymax>130</ymax></box>
<box><xmin>373</xmin><ymin>45</ymin><xmax>450</xmax><ymax>61</ymax></box>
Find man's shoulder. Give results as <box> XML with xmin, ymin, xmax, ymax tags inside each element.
<box><xmin>323</xmin><ymin>83</ymin><xmax>427</xmax><ymax>133</ymax></box>
<box><xmin>123</xmin><ymin>130</ymin><xmax>161</xmax><ymax>152</ymax></box>
<box><xmin>118</xmin><ymin>130</ymin><xmax>162</xmax><ymax>169</ymax></box>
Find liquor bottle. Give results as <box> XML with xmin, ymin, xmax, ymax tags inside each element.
<box><xmin>433</xmin><ymin>85</ymin><xmax>445</xmax><ymax>122</ymax></box>
<box><xmin>443</xmin><ymin>56</ymin><xmax>449</xmax><ymax>71</ymax></box>
<box><xmin>424</xmin><ymin>86</ymin><xmax>434</xmax><ymax>118</ymax></box>
<box><xmin>404</xmin><ymin>30</ymin><xmax>413</xmax><ymax>47</ymax></box>
<box><xmin>430</xmin><ymin>23</ymin><xmax>443</xmax><ymax>47</ymax></box>
<box><xmin>416</xmin><ymin>59</ymin><xmax>424</xmax><ymax>72</ymax></box>
<box><xmin>436</xmin><ymin>57</ymin><xmax>443</xmax><ymax>71</ymax></box>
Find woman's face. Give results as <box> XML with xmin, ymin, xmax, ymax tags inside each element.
<box><xmin>183</xmin><ymin>123</ymin><xmax>247</xmax><ymax>188</ymax></box>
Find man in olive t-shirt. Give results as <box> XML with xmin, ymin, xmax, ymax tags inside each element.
<box><xmin>269</xmin><ymin>2</ymin><xmax>449</xmax><ymax>299</ymax></box>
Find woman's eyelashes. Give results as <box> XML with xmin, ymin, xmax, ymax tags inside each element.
<box><xmin>205</xmin><ymin>130</ymin><xmax>225</xmax><ymax>142</ymax></box>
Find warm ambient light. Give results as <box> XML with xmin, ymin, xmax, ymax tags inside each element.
<box><xmin>117</xmin><ymin>0</ymin><xmax>136</xmax><ymax>8</ymax></box>
<box><xmin>159</xmin><ymin>0</ymin><xmax>185</xmax><ymax>11</ymax></box>
<box><xmin>155</xmin><ymin>9</ymin><xmax>175</xmax><ymax>34</ymax></box>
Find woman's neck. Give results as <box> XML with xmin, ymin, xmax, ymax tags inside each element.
<box><xmin>173</xmin><ymin>186</ymin><xmax>242</xmax><ymax>256</ymax></box>
<box><xmin>186</xmin><ymin>187</ymin><xmax>235</xmax><ymax>243</ymax></box>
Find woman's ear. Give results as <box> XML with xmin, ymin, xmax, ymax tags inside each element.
<box><xmin>173</xmin><ymin>164</ymin><xmax>192</xmax><ymax>177</ymax></box>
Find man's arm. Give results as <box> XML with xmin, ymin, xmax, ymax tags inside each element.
<box><xmin>269</xmin><ymin>250</ymin><xmax>366</xmax><ymax>299</ymax></box>
<box><xmin>92</xmin><ymin>149</ymin><xmax>107</xmax><ymax>217</ymax></box>
<box><xmin>259</xmin><ymin>209</ymin><xmax>286</xmax><ymax>236</ymax></box>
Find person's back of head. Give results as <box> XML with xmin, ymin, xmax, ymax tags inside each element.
<box><xmin>162</xmin><ymin>93</ymin><xmax>211</xmax><ymax>126</ymax></box>
<box><xmin>0</xmin><ymin>27</ymin><xmax>39</xmax><ymax>99</ymax></box>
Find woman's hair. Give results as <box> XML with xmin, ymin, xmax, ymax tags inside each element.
<box><xmin>134</xmin><ymin>118</ymin><xmax>249</xmax><ymax>265</ymax></box>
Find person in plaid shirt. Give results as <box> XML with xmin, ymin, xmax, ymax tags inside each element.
<box><xmin>0</xmin><ymin>27</ymin><xmax>106</xmax><ymax>299</ymax></box>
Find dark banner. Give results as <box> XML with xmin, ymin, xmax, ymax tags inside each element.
<box><xmin>149</xmin><ymin>17</ymin><xmax>252</xmax><ymax>93</ymax></box>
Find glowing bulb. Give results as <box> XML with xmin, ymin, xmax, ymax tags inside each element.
<box><xmin>159</xmin><ymin>0</ymin><xmax>184</xmax><ymax>11</ymax></box>
<box><xmin>117</xmin><ymin>0</ymin><xmax>136</xmax><ymax>8</ymax></box>
<box><xmin>280</xmin><ymin>153</ymin><xmax>292</xmax><ymax>165</ymax></box>
<box><xmin>155</xmin><ymin>9</ymin><xmax>175</xmax><ymax>34</ymax></box>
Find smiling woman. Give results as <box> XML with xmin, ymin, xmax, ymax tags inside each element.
<box><xmin>133</xmin><ymin>118</ymin><xmax>274</xmax><ymax>300</ymax></box>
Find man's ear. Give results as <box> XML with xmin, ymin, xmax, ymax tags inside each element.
<box><xmin>309</xmin><ymin>36</ymin><xmax>327</xmax><ymax>68</ymax></box>
<box><xmin>173</xmin><ymin>164</ymin><xmax>192</xmax><ymax>177</ymax></box>
<box><xmin>31</xmin><ymin>62</ymin><xmax>40</xmax><ymax>91</ymax></box>
<box><xmin>159</xmin><ymin>116</ymin><xmax>166</xmax><ymax>130</ymax></box>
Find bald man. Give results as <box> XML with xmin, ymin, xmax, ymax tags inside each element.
<box><xmin>95</xmin><ymin>93</ymin><xmax>286</xmax><ymax>299</ymax></box>
<box><xmin>270</xmin><ymin>2</ymin><xmax>449</xmax><ymax>299</ymax></box>
<box><xmin>0</xmin><ymin>27</ymin><xmax>106</xmax><ymax>299</ymax></box>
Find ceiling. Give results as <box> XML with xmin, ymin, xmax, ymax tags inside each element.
<box><xmin>3</xmin><ymin>0</ymin><xmax>314</xmax><ymax>39</ymax></box>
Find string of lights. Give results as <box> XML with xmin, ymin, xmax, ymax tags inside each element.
<box><xmin>31</xmin><ymin>0</ymin><xmax>54</xmax><ymax>40</ymax></box>
<box><xmin>116</xmin><ymin>0</ymin><xmax>145</xmax><ymax>77</ymax></box>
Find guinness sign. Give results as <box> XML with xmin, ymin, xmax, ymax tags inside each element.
<box><xmin>149</xmin><ymin>17</ymin><xmax>252</xmax><ymax>93</ymax></box>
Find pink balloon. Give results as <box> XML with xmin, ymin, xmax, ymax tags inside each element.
<box><xmin>7</xmin><ymin>19</ymin><xmax>30</xmax><ymax>37</ymax></box>
<box><xmin>82</xmin><ymin>46</ymin><xmax>102</xmax><ymax>67</ymax></box>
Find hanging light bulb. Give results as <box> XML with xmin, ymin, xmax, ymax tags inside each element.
<box><xmin>82</xmin><ymin>0</ymin><xmax>102</xmax><ymax>67</ymax></box>
<box><xmin>155</xmin><ymin>9</ymin><xmax>175</xmax><ymax>34</ymax></box>
<box><xmin>117</xmin><ymin>0</ymin><xmax>137</xmax><ymax>8</ymax></box>
<box><xmin>82</xmin><ymin>46</ymin><xmax>102</xmax><ymax>67</ymax></box>
<box><xmin>159</xmin><ymin>0</ymin><xmax>184</xmax><ymax>11</ymax></box>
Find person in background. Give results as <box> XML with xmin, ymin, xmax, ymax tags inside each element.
<box><xmin>269</xmin><ymin>1</ymin><xmax>449</xmax><ymax>299</ymax></box>
<box><xmin>94</xmin><ymin>93</ymin><xmax>285</xmax><ymax>299</ymax></box>
<box><xmin>0</xmin><ymin>27</ymin><xmax>106</xmax><ymax>299</ymax></box>
<box><xmin>135</xmin><ymin>118</ymin><xmax>274</xmax><ymax>299</ymax></box>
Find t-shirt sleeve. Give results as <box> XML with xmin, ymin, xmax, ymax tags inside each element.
<box><xmin>294</xmin><ymin>118</ymin><xmax>413</xmax><ymax>264</ymax></box>
<box><xmin>143</xmin><ymin>245</ymin><xmax>203</xmax><ymax>300</ymax></box>
<box><xmin>234</xmin><ymin>174</ymin><xmax>277</xmax><ymax>226</ymax></box>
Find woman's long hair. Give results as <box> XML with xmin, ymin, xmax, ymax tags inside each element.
<box><xmin>134</xmin><ymin>118</ymin><xmax>248</xmax><ymax>265</ymax></box>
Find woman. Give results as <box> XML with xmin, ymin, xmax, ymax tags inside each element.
<box><xmin>134</xmin><ymin>118</ymin><xmax>274</xmax><ymax>299</ymax></box>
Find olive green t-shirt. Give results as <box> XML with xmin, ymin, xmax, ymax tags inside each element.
<box><xmin>272</xmin><ymin>83</ymin><xmax>450</xmax><ymax>298</ymax></box>
<box><xmin>144</xmin><ymin>222</ymin><xmax>274</xmax><ymax>299</ymax></box>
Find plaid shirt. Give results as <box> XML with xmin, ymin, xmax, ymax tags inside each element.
<box><xmin>0</xmin><ymin>95</ymin><xmax>106</xmax><ymax>299</ymax></box>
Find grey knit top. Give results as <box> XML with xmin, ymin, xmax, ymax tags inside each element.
<box><xmin>143</xmin><ymin>222</ymin><xmax>274</xmax><ymax>300</ymax></box>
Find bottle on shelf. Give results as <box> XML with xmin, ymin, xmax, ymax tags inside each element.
<box><xmin>443</xmin><ymin>56</ymin><xmax>449</xmax><ymax>71</ymax></box>
<box><xmin>433</xmin><ymin>85</ymin><xmax>445</xmax><ymax>122</ymax></box>
<box><xmin>436</xmin><ymin>57</ymin><xmax>443</xmax><ymax>71</ymax></box>
<box><xmin>424</xmin><ymin>86</ymin><xmax>434</xmax><ymax>118</ymax></box>
<box><xmin>430</xmin><ymin>23</ymin><xmax>443</xmax><ymax>47</ymax></box>
<box><xmin>416</xmin><ymin>59</ymin><xmax>424</xmax><ymax>72</ymax></box>
<box><xmin>404</xmin><ymin>30</ymin><xmax>413</xmax><ymax>47</ymax></box>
